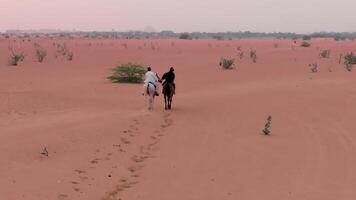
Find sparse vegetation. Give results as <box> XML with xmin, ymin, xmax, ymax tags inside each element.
<box><xmin>302</xmin><ymin>35</ymin><xmax>311</xmax><ymax>40</ymax></box>
<box><xmin>237</xmin><ymin>51</ymin><xmax>244</xmax><ymax>59</ymax></box>
<box><xmin>344</xmin><ymin>52</ymin><xmax>356</xmax><ymax>72</ymax></box>
<box><xmin>309</xmin><ymin>63</ymin><xmax>319</xmax><ymax>73</ymax></box>
<box><xmin>8</xmin><ymin>46</ymin><xmax>25</xmax><ymax>66</ymax></box>
<box><xmin>300</xmin><ymin>41</ymin><xmax>311</xmax><ymax>47</ymax></box>
<box><xmin>236</xmin><ymin>47</ymin><xmax>244</xmax><ymax>59</ymax></box>
<box><xmin>212</xmin><ymin>35</ymin><xmax>224</xmax><ymax>40</ymax></box>
<box><xmin>179</xmin><ymin>33</ymin><xmax>192</xmax><ymax>40</ymax></box>
<box><xmin>41</xmin><ymin>147</ymin><xmax>49</xmax><ymax>157</ymax></box>
<box><xmin>262</xmin><ymin>116</ymin><xmax>272</xmax><ymax>135</ymax></box>
<box><xmin>219</xmin><ymin>57</ymin><xmax>235</xmax><ymax>70</ymax></box>
<box><xmin>108</xmin><ymin>63</ymin><xmax>146</xmax><ymax>83</ymax></box>
<box><xmin>250</xmin><ymin>50</ymin><xmax>257</xmax><ymax>63</ymax></box>
<box><xmin>55</xmin><ymin>43</ymin><xmax>74</xmax><ymax>61</ymax></box>
<box><xmin>34</xmin><ymin>43</ymin><xmax>47</xmax><ymax>62</ymax></box>
<box><xmin>320</xmin><ymin>49</ymin><xmax>331</xmax><ymax>58</ymax></box>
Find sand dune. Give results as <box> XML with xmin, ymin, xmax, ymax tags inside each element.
<box><xmin>0</xmin><ymin>38</ymin><xmax>356</xmax><ymax>200</ymax></box>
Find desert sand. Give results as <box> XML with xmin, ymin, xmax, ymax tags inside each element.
<box><xmin>1</xmin><ymin>38</ymin><xmax>356</xmax><ymax>200</ymax></box>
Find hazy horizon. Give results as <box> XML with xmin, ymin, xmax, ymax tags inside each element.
<box><xmin>1</xmin><ymin>0</ymin><xmax>356</xmax><ymax>33</ymax></box>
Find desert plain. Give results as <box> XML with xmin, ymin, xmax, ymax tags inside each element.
<box><xmin>1</xmin><ymin>37</ymin><xmax>356</xmax><ymax>200</ymax></box>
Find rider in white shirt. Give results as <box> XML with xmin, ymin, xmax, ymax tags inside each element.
<box><xmin>144</xmin><ymin>67</ymin><xmax>160</xmax><ymax>96</ymax></box>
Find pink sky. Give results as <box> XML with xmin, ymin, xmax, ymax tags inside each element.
<box><xmin>1</xmin><ymin>0</ymin><xmax>356</xmax><ymax>33</ymax></box>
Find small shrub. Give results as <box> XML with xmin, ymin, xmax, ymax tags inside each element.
<box><xmin>8</xmin><ymin>47</ymin><xmax>25</xmax><ymax>66</ymax></box>
<box><xmin>108</xmin><ymin>63</ymin><xmax>146</xmax><ymax>83</ymax></box>
<box><xmin>302</xmin><ymin>35</ymin><xmax>311</xmax><ymax>40</ymax></box>
<box><xmin>236</xmin><ymin>47</ymin><xmax>244</xmax><ymax>59</ymax></box>
<box><xmin>309</xmin><ymin>63</ymin><xmax>319</xmax><ymax>73</ymax></box>
<box><xmin>320</xmin><ymin>49</ymin><xmax>331</xmax><ymax>58</ymax></box>
<box><xmin>212</xmin><ymin>35</ymin><xmax>224</xmax><ymax>40</ymax></box>
<box><xmin>250</xmin><ymin>50</ymin><xmax>257</xmax><ymax>63</ymax></box>
<box><xmin>34</xmin><ymin>44</ymin><xmax>47</xmax><ymax>62</ymax></box>
<box><xmin>262</xmin><ymin>116</ymin><xmax>272</xmax><ymax>135</ymax></box>
<box><xmin>300</xmin><ymin>41</ymin><xmax>311</xmax><ymax>47</ymax></box>
<box><xmin>237</xmin><ymin>51</ymin><xmax>244</xmax><ymax>59</ymax></box>
<box><xmin>179</xmin><ymin>33</ymin><xmax>192</xmax><ymax>40</ymax></box>
<box><xmin>219</xmin><ymin>57</ymin><xmax>235</xmax><ymax>70</ymax></box>
<box><xmin>66</xmin><ymin>51</ymin><xmax>74</xmax><ymax>61</ymax></box>
<box><xmin>55</xmin><ymin>43</ymin><xmax>74</xmax><ymax>61</ymax></box>
<box><xmin>334</xmin><ymin>35</ymin><xmax>346</xmax><ymax>41</ymax></box>
<box><xmin>41</xmin><ymin>147</ymin><xmax>49</xmax><ymax>157</ymax></box>
<box><xmin>273</xmin><ymin>43</ymin><xmax>279</xmax><ymax>48</ymax></box>
<box><xmin>344</xmin><ymin>52</ymin><xmax>356</xmax><ymax>72</ymax></box>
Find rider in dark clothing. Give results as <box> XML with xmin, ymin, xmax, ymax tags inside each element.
<box><xmin>161</xmin><ymin>67</ymin><xmax>175</xmax><ymax>94</ymax></box>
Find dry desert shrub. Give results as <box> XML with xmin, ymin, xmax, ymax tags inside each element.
<box><xmin>320</xmin><ymin>49</ymin><xmax>331</xmax><ymax>58</ymax></box>
<box><xmin>300</xmin><ymin>41</ymin><xmax>311</xmax><ymax>47</ymax></box>
<box><xmin>219</xmin><ymin>57</ymin><xmax>235</xmax><ymax>70</ymax></box>
<box><xmin>262</xmin><ymin>116</ymin><xmax>272</xmax><ymax>135</ymax></box>
<box><xmin>8</xmin><ymin>46</ymin><xmax>25</xmax><ymax>66</ymax></box>
<box><xmin>309</xmin><ymin>63</ymin><xmax>319</xmax><ymax>73</ymax></box>
<box><xmin>250</xmin><ymin>49</ymin><xmax>257</xmax><ymax>63</ymax></box>
<box><xmin>344</xmin><ymin>52</ymin><xmax>356</xmax><ymax>72</ymax></box>
<box><xmin>34</xmin><ymin>43</ymin><xmax>47</xmax><ymax>62</ymax></box>
<box><xmin>237</xmin><ymin>51</ymin><xmax>244</xmax><ymax>59</ymax></box>
<box><xmin>55</xmin><ymin>43</ymin><xmax>74</xmax><ymax>61</ymax></box>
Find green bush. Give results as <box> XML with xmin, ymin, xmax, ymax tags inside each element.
<box><xmin>219</xmin><ymin>57</ymin><xmax>235</xmax><ymax>70</ymax></box>
<box><xmin>108</xmin><ymin>63</ymin><xmax>146</xmax><ymax>83</ymax></box>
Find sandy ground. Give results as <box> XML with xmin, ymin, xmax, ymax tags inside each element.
<box><xmin>0</xmin><ymin>38</ymin><xmax>356</xmax><ymax>200</ymax></box>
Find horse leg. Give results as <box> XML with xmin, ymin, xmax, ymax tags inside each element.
<box><xmin>148</xmin><ymin>96</ymin><xmax>152</xmax><ymax>110</ymax></box>
<box><xmin>168</xmin><ymin>95</ymin><xmax>172</xmax><ymax>109</ymax></box>
<box><xmin>164</xmin><ymin>95</ymin><xmax>168</xmax><ymax>110</ymax></box>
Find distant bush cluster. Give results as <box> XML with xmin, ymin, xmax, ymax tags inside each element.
<box><xmin>4</xmin><ymin>30</ymin><xmax>356</xmax><ymax>40</ymax></box>
<box><xmin>179</xmin><ymin>33</ymin><xmax>192</xmax><ymax>40</ymax></box>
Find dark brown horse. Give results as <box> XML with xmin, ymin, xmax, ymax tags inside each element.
<box><xmin>162</xmin><ymin>82</ymin><xmax>174</xmax><ymax>110</ymax></box>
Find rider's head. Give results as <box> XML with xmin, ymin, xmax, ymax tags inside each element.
<box><xmin>147</xmin><ymin>67</ymin><xmax>151</xmax><ymax>71</ymax></box>
<box><xmin>169</xmin><ymin>67</ymin><xmax>174</xmax><ymax>72</ymax></box>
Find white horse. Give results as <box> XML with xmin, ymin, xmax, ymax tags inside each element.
<box><xmin>143</xmin><ymin>82</ymin><xmax>156</xmax><ymax>110</ymax></box>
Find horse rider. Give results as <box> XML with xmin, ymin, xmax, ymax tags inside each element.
<box><xmin>144</xmin><ymin>67</ymin><xmax>161</xmax><ymax>96</ymax></box>
<box><xmin>161</xmin><ymin>67</ymin><xmax>175</xmax><ymax>94</ymax></box>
